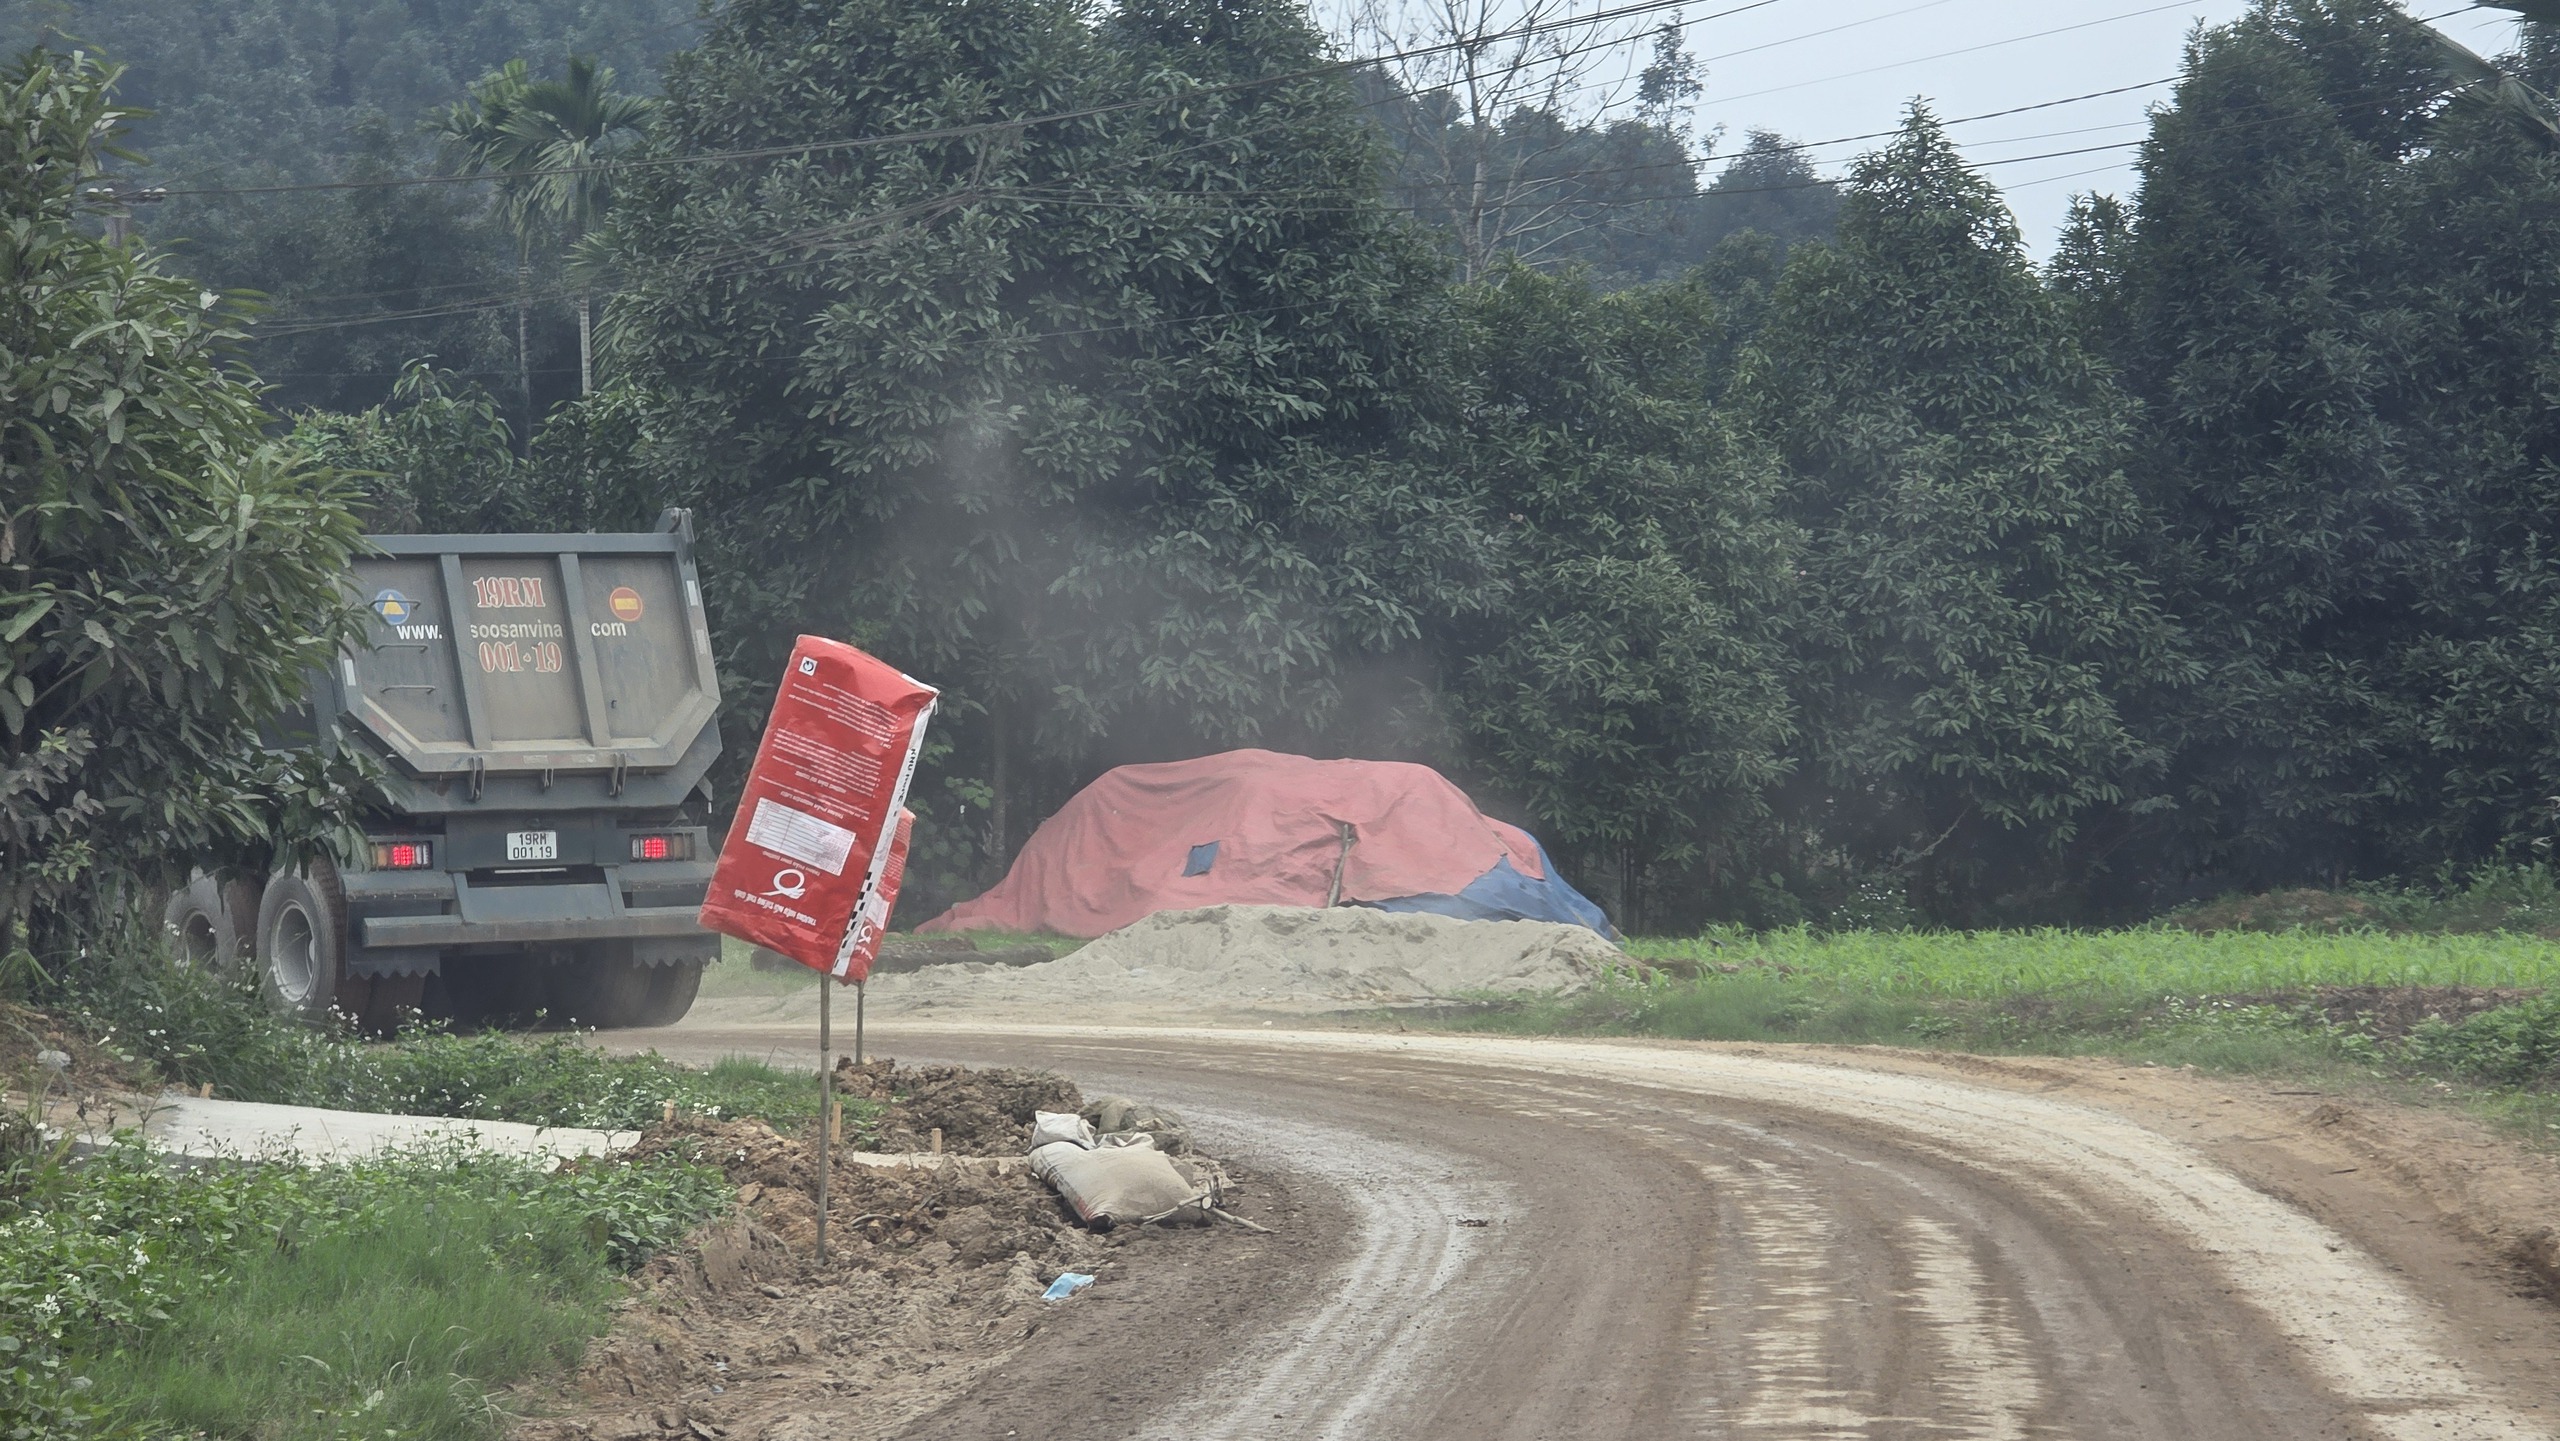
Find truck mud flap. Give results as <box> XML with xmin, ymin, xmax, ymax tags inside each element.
<box><xmin>359</xmin><ymin>906</ymin><xmax>710</xmax><ymax>949</ymax></box>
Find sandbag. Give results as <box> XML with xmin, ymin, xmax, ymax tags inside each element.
<box><xmin>1082</xmin><ymin>1094</ymin><xmax>1191</xmax><ymax>1154</ymax></box>
<box><xmin>1030</xmin><ymin>1139</ymin><xmax>1200</xmax><ymax>1230</ymax></box>
<box><xmin>1029</xmin><ymin>1110</ymin><xmax>1096</xmax><ymax>1150</ymax></box>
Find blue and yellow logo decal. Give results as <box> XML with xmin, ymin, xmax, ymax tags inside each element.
<box><xmin>371</xmin><ymin>589</ymin><xmax>416</xmax><ymax>625</ymax></box>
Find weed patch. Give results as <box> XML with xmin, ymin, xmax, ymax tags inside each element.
<box><xmin>0</xmin><ymin>1139</ymin><xmax>728</xmax><ymax>1441</ymax></box>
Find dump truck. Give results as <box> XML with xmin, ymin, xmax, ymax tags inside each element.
<box><xmin>162</xmin><ymin>510</ymin><xmax>724</xmax><ymax>1030</ymax></box>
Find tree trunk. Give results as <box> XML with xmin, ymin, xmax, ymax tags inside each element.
<box><xmin>515</xmin><ymin>258</ymin><xmax>533</xmax><ymax>454</ymax></box>
<box><xmin>989</xmin><ymin>705</ymin><xmax>1010</xmax><ymax>874</ymax></box>
<box><xmin>1617</xmin><ymin>842</ymin><xmax>1644</xmax><ymax>935</ymax></box>
<box><xmin>578</xmin><ymin>292</ymin><xmax>593</xmax><ymax>396</ymax></box>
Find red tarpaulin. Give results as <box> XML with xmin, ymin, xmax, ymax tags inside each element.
<box><xmin>919</xmin><ymin>749</ymin><xmax>1552</xmax><ymax>939</ymax></box>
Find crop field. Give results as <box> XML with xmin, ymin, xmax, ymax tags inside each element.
<box><xmin>1624</xmin><ymin>927</ymin><xmax>2560</xmax><ymax>999</ymax></box>
<box><xmin>1450</xmin><ymin>926</ymin><xmax>2560</xmax><ymax>1138</ymax></box>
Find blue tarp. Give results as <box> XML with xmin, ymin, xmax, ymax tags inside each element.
<box><xmin>1368</xmin><ymin>838</ymin><xmax>1616</xmax><ymax>939</ymax></box>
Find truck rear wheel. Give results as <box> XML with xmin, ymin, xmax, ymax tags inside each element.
<box><xmin>163</xmin><ymin>875</ymin><xmax>252</xmax><ymax>975</ymax></box>
<box><xmin>547</xmin><ymin>955</ymin><xmax>653</xmax><ymax>1029</ymax></box>
<box><xmin>255</xmin><ymin>870</ymin><xmax>343</xmax><ymax>1026</ymax></box>
<box><xmin>629</xmin><ymin>961</ymin><xmax>703</xmax><ymax>1029</ymax></box>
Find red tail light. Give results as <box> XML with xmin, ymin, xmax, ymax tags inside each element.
<box><xmin>370</xmin><ymin>840</ymin><xmax>433</xmax><ymax>870</ymax></box>
<box><xmin>629</xmin><ymin>833</ymin><xmax>692</xmax><ymax>862</ymax></box>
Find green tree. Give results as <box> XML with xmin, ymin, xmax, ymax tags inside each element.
<box><xmin>1735</xmin><ymin>109</ymin><xmax>2195</xmax><ymax>921</ymax></box>
<box><xmin>482</xmin><ymin>55</ymin><xmax>653</xmax><ymax>394</ymax></box>
<box><xmin>1686</xmin><ymin>129</ymin><xmax>1843</xmax><ymax>262</ymax></box>
<box><xmin>0</xmin><ymin>0</ymin><xmax>700</xmax><ymax>415</ymax></box>
<box><xmin>290</xmin><ymin>361</ymin><xmax>531</xmax><ymax>533</ymax></box>
<box><xmin>0</xmin><ymin>48</ymin><xmax>367</xmax><ymax>964</ymax></box>
<box><xmin>433</xmin><ymin>59</ymin><xmax>543</xmax><ymax>433</ymax></box>
<box><xmin>596</xmin><ymin>0</ymin><xmax>1496</xmax><ymax>870</ymax></box>
<box><xmin>1439</xmin><ymin>264</ymin><xmax>1797</xmax><ymax>926</ymax></box>
<box><xmin>2097</xmin><ymin>0</ymin><xmax>2516</xmax><ymax>891</ymax></box>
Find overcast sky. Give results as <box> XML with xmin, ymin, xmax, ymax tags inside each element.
<box><xmin>1552</xmin><ymin>0</ymin><xmax>2524</xmax><ymax>257</ymax></box>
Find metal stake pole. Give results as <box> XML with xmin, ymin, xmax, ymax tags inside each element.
<box><xmin>816</xmin><ymin>973</ymin><xmax>831</xmax><ymax>1263</ymax></box>
<box><xmin>856</xmin><ymin>980</ymin><xmax>866</xmax><ymax>1064</ymax></box>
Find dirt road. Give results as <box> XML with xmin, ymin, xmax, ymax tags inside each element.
<box><xmin>618</xmin><ymin>1020</ymin><xmax>2560</xmax><ymax>1440</ymax></box>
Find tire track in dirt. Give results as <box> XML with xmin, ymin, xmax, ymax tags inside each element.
<box><xmin>633</xmin><ymin>1023</ymin><xmax>2560</xmax><ymax>1440</ymax></box>
<box><xmin>1125</xmin><ymin>1111</ymin><xmax>1505</xmax><ymax>1440</ymax></box>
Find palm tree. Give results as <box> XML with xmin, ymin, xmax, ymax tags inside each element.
<box><xmin>433</xmin><ymin>61</ymin><xmax>539</xmax><ymax>436</ymax></box>
<box><xmin>433</xmin><ymin>57</ymin><xmax>653</xmax><ymax>418</ymax></box>
<box><xmin>495</xmin><ymin>57</ymin><xmax>654</xmax><ymax>397</ymax></box>
<box><xmin>2431</xmin><ymin>3</ymin><xmax>2560</xmax><ymax>149</ymax></box>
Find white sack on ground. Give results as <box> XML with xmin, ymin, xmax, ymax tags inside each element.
<box><xmin>1030</xmin><ymin>1139</ymin><xmax>1199</xmax><ymax>1229</ymax></box>
<box><xmin>1028</xmin><ymin>1111</ymin><xmax>1097</xmax><ymax>1150</ymax></box>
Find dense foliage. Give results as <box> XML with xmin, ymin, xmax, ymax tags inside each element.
<box><xmin>591</xmin><ymin>0</ymin><xmax>1507</xmax><ymax>878</ymax></box>
<box><xmin>0</xmin><ymin>50</ymin><xmax>367</xmax><ymax>968</ymax></box>
<box><xmin>23</xmin><ymin>0</ymin><xmax>2560</xmax><ymax>930</ymax></box>
<box><xmin>1439</xmin><ymin>265</ymin><xmax>1795</xmax><ymax>925</ymax></box>
<box><xmin>0</xmin><ymin>0</ymin><xmax>701</xmax><ymax>413</ymax></box>
<box><xmin>1735</xmin><ymin>113</ymin><xmax>2196</xmax><ymax>921</ymax></box>
<box><xmin>0</xmin><ymin>1136</ymin><xmax>726</xmax><ymax>1439</ymax></box>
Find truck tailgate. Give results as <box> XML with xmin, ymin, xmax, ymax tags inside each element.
<box><xmin>342</xmin><ymin>528</ymin><xmax>718</xmax><ymax>778</ymax></box>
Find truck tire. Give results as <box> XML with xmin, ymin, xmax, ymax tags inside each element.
<box><xmin>630</xmin><ymin>961</ymin><xmax>704</xmax><ymax>1029</ymax></box>
<box><xmin>548</xmin><ymin>955</ymin><xmax>653</xmax><ymax>1029</ymax></box>
<box><xmin>429</xmin><ymin>953</ymin><xmax>546</xmax><ymax>1031</ymax></box>
<box><xmin>163</xmin><ymin>875</ymin><xmax>248</xmax><ymax>974</ymax></box>
<box><xmin>353</xmin><ymin>973</ymin><xmax>426</xmax><ymax>1036</ymax></box>
<box><xmin>256</xmin><ymin>864</ymin><xmax>355</xmax><ymax>1027</ymax></box>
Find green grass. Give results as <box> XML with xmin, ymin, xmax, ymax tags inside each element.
<box><xmin>345</xmin><ymin>1030</ymin><xmax>820</xmax><ymax>1131</ymax></box>
<box><xmin>74</xmin><ymin>952</ymin><xmax>823</xmax><ymax>1131</ymax></box>
<box><xmin>1625</xmin><ymin>926</ymin><xmax>2560</xmax><ymax>997</ymax></box>
<box><xmin>929</xmin><ymin>928</ymin><xmax>1081</xmax><ymax>958</ymax></box>
<box><xmin>2</xmin><ymin>1139</ymin><xmax>730</xmax><ymax>1441</ymax></box>
<box><xmin>0</xmin><ymin>936</ymin><xmax>802</xmax><ymax>1439</ymax></box>
<box><xmin>1439</xmin><ymin>926</ymin><xmax>2560</xmax><ymax>1143</ymax></box>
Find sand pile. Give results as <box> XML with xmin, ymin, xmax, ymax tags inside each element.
<box><xmin>869</xmin><ymin>904</ymin><xmax>1618</xmax><ymax>1017</ymax></box>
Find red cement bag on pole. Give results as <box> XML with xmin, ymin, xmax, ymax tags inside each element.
<box><xmin>834</xmin><ymin>808</ymin><xmax>914</xmax><ymax>984</ymax></box>
<box><xmin>699</xmin><ymin>636</ymin><xmax>937</xmax><ymax>980</ymax></box>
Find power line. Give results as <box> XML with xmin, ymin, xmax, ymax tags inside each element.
<box><xmin>1686</xmin><ymin>0</ymin><xmax>1971</xmax><ymax>68</ymax></box>
<box><xmin>1701</xmin><ymin>0</ymin><xmax>2207</xmax><ymax>109</ymax></box>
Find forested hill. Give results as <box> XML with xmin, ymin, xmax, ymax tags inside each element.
<box><xmin>0</xmin><ymin>0</ymin><xmax>697</xmax><ymax>179</ymax></box>
<box><xmin>0</xmin><ymin>0</ymin><xmax>702</xmax><ymax>413</ymax></box>
<box><xmin>0</xmin><ymin>0</ymin><xmax>1836</xmax><ymax>415</ymax></box>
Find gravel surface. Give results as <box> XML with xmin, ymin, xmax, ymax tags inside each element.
<box><xmin>869</xmin><ymin>905</ymin><xmax>1617</xmax><ymax>1019</ymax></box>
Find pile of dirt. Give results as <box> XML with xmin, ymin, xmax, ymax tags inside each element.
<box><xmin>2198</xmin><ymin>985</ymin><xmax>2545</xmax><ymax>1041</ymax></box>
<box><xmin>873</xmin><ymin>904</ymin><xmax>1617</xmax><ymax>1018</ymax></box>
<box><xmin>830</xmin><ymin>1057</ymin><xmax>1083</xmax><ymax>1155</ymax></box>
<box><xmin>2170</xmin><ymin>888</ymin><xmax>2395</xmax><ymax>934</ymax></box>
<box><xmin>624</xmin><ymin>1115</ymin><xmax>1094</xmax><ymax>1264</ymax></box>
<box><xmin>520</xmin><ymin>1101</ymin><xmax>1248</xmax><ymax>1441</ymax></box>
<box><xmin>2307</xmin><ymin>985</ymin><xmax>2542</xmax><ymax>1041</ymax></box>
<box><xmin>0</xmin><ymin>1001</ymin><xmax>140</xmax><ymax>1095</ymax></box>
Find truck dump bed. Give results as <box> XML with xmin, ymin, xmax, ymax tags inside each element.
<box><xmin>337</xmin><ymin>525</ymin><xmax>719</xmax><ymax>787</ymax></box>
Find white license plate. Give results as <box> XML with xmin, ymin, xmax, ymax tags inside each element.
<box><xmin>505</xmin><ymin>830</ymin><xmax>559</xmax><ymax>862</ymax></box>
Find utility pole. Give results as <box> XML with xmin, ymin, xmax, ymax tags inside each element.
<box><xmin>79</xmin><ymin>184</ymin><xmax>167</xmax><ymax>246</ymax></box>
